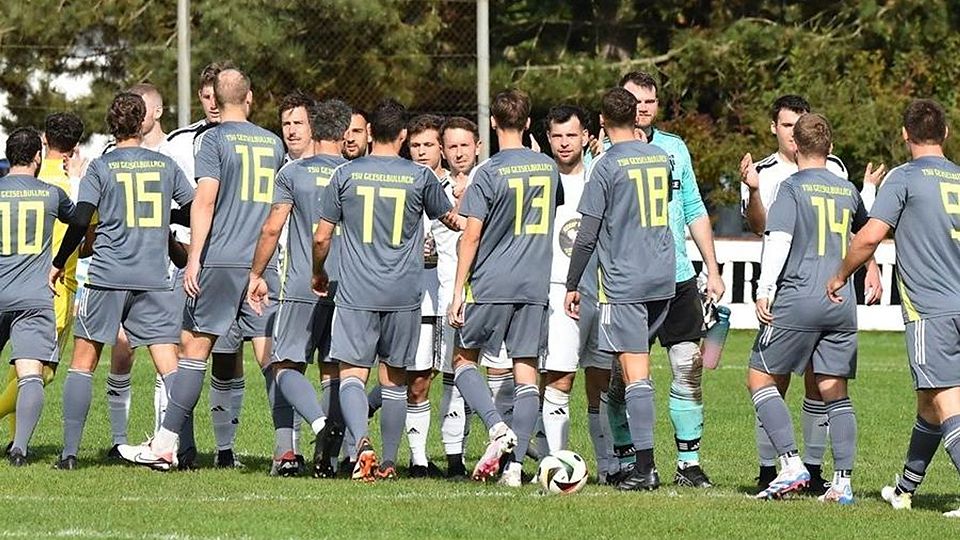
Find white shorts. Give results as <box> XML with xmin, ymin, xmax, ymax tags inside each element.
<box><xmin>480</xmin><ymin>343</ymin><xmax>512</xmax><ymax>370</ymax></box>
<box><xmin>541</xmin><ymin>284</ymin><xmax>580</xmax><ymax>373</ymax></box>
<box><xmin>414</xmin><ymin>316</ymin><xmax>456</xmax><ymax>373</ymax></box>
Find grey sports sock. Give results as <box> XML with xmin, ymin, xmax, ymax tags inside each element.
<box><xmin>942</xmin><ymin>414</ymin><xmax>960</xmax><ymax>476</ymax></box>
<box><xmin>269</xmin><ymin>373</ymin><xmax>295</xmax><ymax>430</ymax></box>
<box><xmin>752</xmin><ymin>385</ymin><xmax>797</xmax><ymax>456</ymax></box>
<box><xmin>163</xmin><ymin>370</ymin><xmax>196</xmax><ymax>451</ymax></box>
<box><xmin>161</xmin><ymin>359</ymin><xmax>206</xmax><ymax>435</ymax></box>
<box><xmin>322</xmin><ymin>377</ymin><xmax>343</xmax><ymax>425</ymax></box>
<box><xmin>277</xmin><ymin>369</ymin><xmax>323</xmax><ymax>425</ymax></box>
<box><xmin>61</xmin><ymin>370</ymin><xmax>93</xmax><ymax>459</ymax></box>
<box><xmin>453</xmin><ymin>363</ymin><xmax>501</xmax><ymax>430</ymax></box>
<box><xmin>367</xmin><ymin>384</ymin><xmax>383</xmax><ymax>416</ymax></box>
<box><xmin>340</xmin><ymin>377</ymin><xmax>370</xmax><ymax>443</ymax></box>
<box><xmin>510</xmin><ymin>384</ymin><xmax>540</xmax><ymax>464</ymax></box>
<box><xmin>12</xmin><ymin>374</ymin><xmax>44</xmax><ymax>455</ymax></box>
<box><xmin>897</xmin><ymin>415</ymin><xmax>942</xmax><ymax>494</ymax></box>
<box><xmin>825</xmin><ymin>397</ymin><xmax>857</xmax><ymax>471</ymax></box>
<box><xmin>380</xmin><ymin>385</ymin><xmax>407</xmax><ymax>463</ymax></box>
<box><xmin>625</xmin><ymin>379</ymin><xmax>655</xmax><ymax>451</ymax></box>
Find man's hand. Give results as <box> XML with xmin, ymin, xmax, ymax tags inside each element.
<box><xmin>826</xmin><ymin>275</ymin><xmax>847</xmax><ymax>304</ymax></box>
<box><xmin>312</xmin><ymin>269</ymin><xmax>329</xmax><ymax>297</ymax></box>
<box><xmin>740</xmin><ymin>153</ymin><xmax>759</xmax><ymax>190</ymax></box>
<box><xmin>447</xmin><ymin>296</ymin><xmax>465</xmax><ymax>328</ymax></box>
<box><xmin>246</xmin><ymin>274</ymin><xmax>269</xmax><ymax>316</ymax></box>
<box><xmin>705</xmin><ymin>272</ymin><xmax>726</xmax><ymax>304</ymax></box>
<box><xmin>184</xmin><ymin>259</ymin><xmax>201</xmax><ymax>298</ymax></box>
<box><xmin>564</xmin><ymin>291</ymin><xmax>581</xmax><ymax>320</ymax></box>
<box><xmin>755</xmin><ymin>297</ymin><xmax>774</xmax><ymax>325</ymax></box>
<box><xmin>863</xmin><ymin>162</ymin><xmax>887</xmax><ymax>188</ymax></box>
<box><xmin>48</xmin><ymin>267</ymin><xmax>64</xmax><ymax>295</ymax></box>
<box><xmin>587</xmin><ymin>128</ymin><xmax>606</xmax><ymax>159</ymax></box>
<box><xmin>452</xmin><ymin>171</ymin><xmax>468</xmax><ymax>200</ymax></box>
<box><xmin>65</xmin><ymin>150</ymin><xmax>88</xmax><ymax>178</ymax></box>
<box><xmin>864</xmin><ymin>263</ymin><xmax>883</xmax><ymax>305</ymax></box>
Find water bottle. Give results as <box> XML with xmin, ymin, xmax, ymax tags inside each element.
<box><xmin>701</xmin><ymin>305</ymin><xmax>731</xmax><ymax>370</ymax></box>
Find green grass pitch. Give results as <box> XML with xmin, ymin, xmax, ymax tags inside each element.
<box><xmin>1</xmin><ymin>331</ymin><xmax>958</xmax><ymax>539</ymax></box>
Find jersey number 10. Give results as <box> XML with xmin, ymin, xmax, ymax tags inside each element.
<box><xmin>0</xmin><ymin>201</ymin><xmax>43</xmax><ymax>255</ymax></box>
<box><xmin>810</xmin><ymin>196</ymin><xmax>850</xmax><ymax>258</ymax></box>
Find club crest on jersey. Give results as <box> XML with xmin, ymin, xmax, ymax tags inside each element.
<box><xmin>559</xmin><ymin>218</ymin><xmax>580</xmax><ymax>257</ymax></box>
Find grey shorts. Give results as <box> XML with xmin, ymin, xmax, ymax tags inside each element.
<box><xmin>749</xmin><ymin>325</ymin><xmax>858</xmax><ymax>379</ymax></box>
<box><xmin>271</xmin><ymin>300</ymin><xmax>335</xmax><ymax>365</ymax></box>
<box><xmin>76</xmin><ymin>287</ymin><xmax>180</xmax><ymax>348</ymax></box>
<box><xmin>183</xmin><ymin>266</ymin><xmax>278</xmax><ymax>340</ymax></box>
<box><xmin>0</xmin><ymin>309</ymin><xmax>58</xmax><ymax>364</ymax></box>
<box><xmin>212</xmin><ymin>322</ymin><xmax>242</xmax><ymax>355</ymax></box>
<box><xmin>577</xmin><ymin>296</ymin><xmax>615</xmax><ymax>369</ymax></box>
<box><xmin>905</xmin><ymin>315</ymin><xmax>960</xmax><ymax>390</ymax></box>
<box><xmin>597</xmin><ymin>300</ymin><xmax>670</xmax><ymax>354</ymax></box>
<box><xmin>456</xmin><ymin>303</ymin><xmax>548</xmax><ymax>360</ymax></box>
<box><xmin>330</xmin><ymin>307</ymin><xmax>420</xmax><ymax>369</ymax></box>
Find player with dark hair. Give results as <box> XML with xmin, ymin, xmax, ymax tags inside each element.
<box><xmin>279</xmin><ymin>91</ymin><xmax>316</xmax><ymax>160</ymax></box>
<box><xmin>1</xmin><ymin>127</ymin><xmax>76</xmax><ymax>465</ymax></box>
<box><xmin>344</xmin><ymin>108</ymin><xmax>371</xmax><ymax>160</ymax></box>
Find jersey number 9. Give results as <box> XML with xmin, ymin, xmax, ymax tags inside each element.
<box><xmin>0</xmin><ymin>201</ymin><xmax>44</xmax><ymax>255</ymax></box>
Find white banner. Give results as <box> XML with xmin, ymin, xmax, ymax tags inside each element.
<box><xmin>689</xmin><ymin>238</ymin><xmax>903</xmax><ymax>331</ymax></box>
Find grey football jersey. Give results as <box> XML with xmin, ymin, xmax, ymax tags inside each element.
<box><xmin>194</xmin><ymin>121</ymin><xmax>285</xmax><ymax>268</ymax></box>
<box><xmin>577</xmin><ymin>140</ymin><xmax>674</xmax><ymax>303</ymax></box>
<box><xmin>0</xmin><ymin>175</ymin><xmax>75</xmax><ymax>311</ymax></box>
<box><xmin>318</xmin><ymin>155</ymin><xmax>452</xmax><ymax>311</ymax></box>
<box><xmin>274</xmin><ymin>153</ymin><xmax>346</xmax><ymax>305</ymax></box>
<box><xmin>766</xmin><ymin>169</ymin><xmax>867</xmax><ymax>331</ymax></box>
<box><xmin>460</xmin><ymin>148</ymin><xmax>558</xmax><ymax>304</ymax></box>
<box><xmin>81</xmin><ymin>148</ymin><xmax>194</xmax><ymax>290</ymax></box>
<box><xmin>870</xmin><ymin>156</ymin><xmax>960</xmax><ymax>322</ymax></box>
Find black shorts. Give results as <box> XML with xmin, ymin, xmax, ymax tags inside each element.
<box><xmin>655</xmin><ymin>277</ymin><xmax>705</xmax><ymax>347</ymax></box>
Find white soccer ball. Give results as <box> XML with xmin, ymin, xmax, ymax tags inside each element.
<box><xmin>537</xmin><ymin>450</ymin><xmax>588</xmax><ymax>495</ymax></box>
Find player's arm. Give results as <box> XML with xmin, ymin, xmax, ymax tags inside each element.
<box><xmin>183</xmin><ymin>179</ymin><xmax>218</xmax><ymax>297</ymax></box>
<box><xmin>563</xmin><ymin>214</ymin><xmax>601</xmax><ymax>320</ymax></box>
<box><xmin>246</xmin><ymin>203</ymin><xmax>292</xmax><ymax>314</ymax></box>
<box><xmin>49</xmin><ymin>201</ymin><xmax>96</xmax><ymax>293</ymax></box>
<box><xmin>740</xmin><ymin>153</ymin><xmax>765</xmax><ymax>236</ymax></box>
<box><xmin>169</xmin><ymin>235</ymin><xmax>188</xmax><ymax>269</ymax></box>
<box><xmin>755</xmin><ymin>231</ymin><xmax>791</xmax><ymax>324</ymax></box>
<box><xmin>827</xmin><ymin>218</ymin><xmax>889</xmax><ymax>303</ymax></box>
<box><xmin>448</xmin><ymin>216</ymin><xmax>481</xmax><ymax>328</ymax></box>
<box><xmin>312</xmin><ymin>219</ymin><xmax>336</xmax><ymax>295</ymax></box>
<box><xmin>679</xmin><ymin>148</ymin><xmax>726</xmax><ymax>301</ymax></box>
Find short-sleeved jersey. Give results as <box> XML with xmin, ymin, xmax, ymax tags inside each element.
<box><xmin>422</xmin><ymin>173</ymin><xmax>458</xmax><ymax>316</ymax></box>
<box><xmin>460</xmin><ymin>148</ymin><xmax>559</xmax><ymax>304</ymax></box>
<box><xmin>766</xmin><ymin>168</ymin><xmax>867</xmax><ymax>331</ymax></box>
<box><xmin>741</xmin><ymin>152</ymin><xmax>848</xmax><ymax>215</ymax></box>
<box><xmin>870</xmin><ymin>156</ymin><xmax>960</xmax><ymax>322</ymax></box>
<box><xmin>163</xmin><ymin>119</ymin><xmax>211</xmax><ymax>244</ymax></box>
<box><xmin>274</xmin><ymin>153</ymin><xmax>347</xmax><ymax>304</ymax></box>
<box><xmin>318</xmin><ymin>155</ymin><xmax>452</xmax><ymax>311</ymax></box>
<box><xmin>578</xmin><ymin>140</ymin><xmax>675</xmax><ymax>303</ymax></box>
<box><xmin>81</xmin><ymin>147</ymin><xmax>194</xmax><ymax>290</ymax></box>
<box><xmin>194</xmin><ymin>121</ymin><xmax>285</xmax><ymax>268</ymax></box>
<box><xmin>0</xmin><ymin>174</ymin><xmax>75</xmax><ymax>311</ymax></box>
<box><xmin>552</xmin><ymin>171</ymin><xmax>585</xmax><ymax>285</ymax></box>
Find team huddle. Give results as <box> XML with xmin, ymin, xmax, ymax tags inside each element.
<box><xmin>1</xmin><ymin>62</ymin><xmax>960</xmax><ymax>515</ymax></box>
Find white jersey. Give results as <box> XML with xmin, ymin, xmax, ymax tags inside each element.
<box><xmin>421</xmin><ymin>172</ymin><xmax>458</xmax><ymax>316</ymax></box>
<box><xmin>740</xmin><ymin>152</ymin><xmax>848</xmax><ymax>215</ymax></box>
<box><xmin>551</xmin><ymin>171</ymin><xmax>585</xmax><ymax>284</ymax></box>
<box><xmin>164</xmin><ymin>120</ymin><xmax>211</xmax><ymax>244</ymax></box>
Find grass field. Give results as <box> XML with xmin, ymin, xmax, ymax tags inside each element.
<box><xmin>1</xmin><ymin>330</ymin><xmax>959</xmax><ymax>539</ymax></box>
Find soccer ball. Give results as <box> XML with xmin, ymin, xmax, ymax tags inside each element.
<box><xmin>537</xmin><ymin>450</ymin><xmax>588</xmax><ymax>495</ymax></box>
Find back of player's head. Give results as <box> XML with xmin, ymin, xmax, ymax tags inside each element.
<box><xmin>128</xmin><ymin>83</ymin><xmax>162</xmax><ymax>105</ymax></box>
<box><xmin>5</xmin><ymin>127</ymin><xmax>42</xmax><ymax>167</ymax></box>
<box><xmin>793</xmin><ymin>113</ymin><xmax>832</xmax><ymax>158</ymax></box>
<box><xmin>770</xmin><ymin>95</ymin><xmax>811</xmax><ymax>123</ymax></box>
<box><xmin>43</xmin><ymin>112</ymin><xmax>84</xmax><ymax>153</ymax></box>
<box><xmin>407</xmin><ymin>114</ymin><xmax>444</xmax><ymax>140</ymax></box>
<box><xmin>600</xmin><ymin>87</ymin><xmax>638</xmax><ymax>129</ymax></box>
<box><xmin>107</xmin><ymin>92</ymin><xmax>146</xmax><ymax>141</ymax></box>
<box><xmin>441</xmin><ymin>116</ymin><xmax>479</xmax><ymax>142</ymax></box>
<box><xmin>619</xmin><ymin>71</ymin><xmax>658</xmax><ymax>92</ymax></box>
<box><xmin>310</xmin><ymin>99</ymin><xmax>352</xmax><ymax>142</ymax></box>
<box><xmin>545</xmin><ymin>105</ymin><xmax>588</xmax><ymax>131</ymax></box>
<box><xmin>214</xmin><ymin>68</ymin><xmax>251</xmax><ymax>109</ymax></box>
<box><xmin>279</xmin><ymin>90</ymin><xmax>316</xmax><ymax>119</ymax></box>
<box><xmin>370</xmin><ymin>99</ymin><xmax>408</xmax><ymax>144</ymax></box>
<box><xmin>903</xmin><ymin>99</ymin><xmax>947</xmax><ymax>145</ymax></box>
<box><xmin>199</xmin><ymin>60</ymin><xmax>235</xmax><ymax>90</ymax></box>
<box><xmin>491</xmin><ymin>89</ymin><xmax>531</xmax><ymax>131</ymax></box>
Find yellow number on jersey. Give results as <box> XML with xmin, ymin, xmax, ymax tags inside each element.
<box><xmin>507</xmin><ymin>175</ymin><xmax>552</xmax><ymax>235</ymax></box>
<box><xmin>940</xmin><ymin>182</ymin><xmax>960</xmax><ymax>241</ymax></box>
<box><xmin>236</xmin><ymin>144</ymin><xmax>275</xmax><ymax>202</ymax></box>
<box><xmin>811</xmin><ymin>196</ymin><xmax>851</xmax><ymax>257</ymax></box>
<box><xmin>0</xmin><ymin>200</ymin><xmax>44</xmax><ymax>255</ymax></box>
<box><xmin>627</xmin><ymin>166</ymin><xmax>669</xmax><ymax>227</ymax></box>
<box><xmin>356</xmin><ymin>186</ymin><xmax>408</xmax><ymax>246</ymax></box>
<box><xmin>116</xmin><ymin>172</ymin><xmax>162</xmax><ymax>228</ymax></box>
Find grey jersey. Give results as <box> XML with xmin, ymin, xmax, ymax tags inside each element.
<box><xmin>318</xmin><ymin>155</ymin><xmax>452</xmax><ymax>311</ymax></box>
<box><xmin>81</xmin><ymin>147</ymin><xmax>194</xmax><ymax>290</ymax></box>
<box><xmin>578</xmin><ymin>140</ymin><xmax>674</xmax><ymax>303</ymax></box>
<box><xmin>766</xmin><ymin>168</ymin><xmax>867</xmax><ymax>331</ymax></box>
<box><xmin>460</xmin><ymin>148</ymin><xmax>559</xmax><ymax>304</ymax></box>
<box><xmin>275</xmin><ymin>153</ymin><xmax>346</xmax><ymax>304</ymax></box>
<box><xmin>194</xmin><ymin>121</ymin><xmax>285</xmax><ymax>268</ymax></box>
<box><xmin>0</xmin><ymin>175</ymin><xmax>75</xmax><ymax>311</ymax></box>
<box><xmin>870</xmin><ymin>156</ymin><xmax>960</xmax><ymax>322</ymax></box>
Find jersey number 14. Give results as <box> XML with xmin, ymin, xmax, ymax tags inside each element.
<box><xmin>811</xmin><ymin>196</ymin><xmax>850</xmax><ymax>258</ymax></box>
